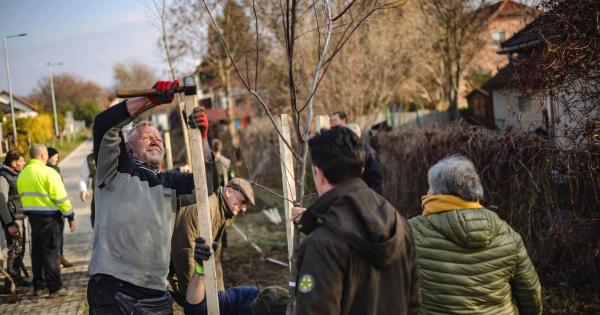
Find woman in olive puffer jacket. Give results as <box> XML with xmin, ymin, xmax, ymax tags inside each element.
<box><xmin>409</xmin><ymin>155</ymin><xmax>542</xmax><ymax>315</ymax></box>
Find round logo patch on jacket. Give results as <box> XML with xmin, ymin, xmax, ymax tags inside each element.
<box><xmin>298</xmin><ymin>274</ymin><xmax>314</xmax><ymax>293</ymax></box>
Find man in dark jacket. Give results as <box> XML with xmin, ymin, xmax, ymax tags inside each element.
<box><xmin>346</xmin><ymin>123</ymin><xmax>383</xmax><ymax>194</ymax></box>
<box><xmin>0</xmin><ymin>150</ymin><xmax>29</xmax><ymax>289</ymax></box>
<box><xmin>293</xmin><ymin>127</ymin><xmax>420</xmax><ymax>315</ymax></box>
<box><xmin>46</xmin><ymin>147</ymin><xmax>73</xmax><ymax>268</ymax></box>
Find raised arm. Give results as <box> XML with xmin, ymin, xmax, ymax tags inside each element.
<box><xmin>93</xmin><ymin>81</ymin><xmax>180</xmax><ymax>187</ymax></box>
<box><xmin>93</xmin><ymin>100</ymin><xmax>136</xmax><ymax>187</ymax></box>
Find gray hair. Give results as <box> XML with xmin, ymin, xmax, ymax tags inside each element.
<box><xmin>29</xmin><ymin>144</ymin><xmax>47</xmax><ymax>159</ymax></box>
<box><xmin>125</xmin><ymin>121</ymin><xmax>157</xmax><ymax>144</ymax></box>
<box><xmin>427</xmin><ymin>155</ymin><xmax>484</xmax><ymax>201</ymax></box>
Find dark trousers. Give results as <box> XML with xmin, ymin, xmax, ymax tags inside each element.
<box><xmin>58</xmin><ymin>220</ymin><xmax>64</xmax><ymax>256</ymax></box>
<box><xmin>87</xmin><ymin>274</ymin><xmax>172</xmax><ymax>315</ymax></box>
<box><xmin>29</xmin><ymin>216</ymin><xmax>62</xmax><ymax>292</ymax></box>
<box><xmin>2</xmin><ymin>221</ymin><xmax>26</xmax><ymax>281</ymax></box>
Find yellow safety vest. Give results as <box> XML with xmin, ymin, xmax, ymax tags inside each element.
<box><xmin>17</xmin><ymin>159</ymin><xmax>73</xmax><ymax>217</ymax></box>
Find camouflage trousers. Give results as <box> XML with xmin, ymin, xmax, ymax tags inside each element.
<box><xmin>3</xmin><ymin>221</ymin><xmax>26</xmax><ymax>282</ymax></box>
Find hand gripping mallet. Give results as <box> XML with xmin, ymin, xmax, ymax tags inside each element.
<box><xmin>115</xmin><ymin>76</ymin><xmax>197</xmax><ymax>98</ymax></box>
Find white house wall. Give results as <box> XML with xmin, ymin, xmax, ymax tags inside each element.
<box><xmin>492</xmin><ymin>89</ymin><xmax>546</xmax><ymax>131</ymax></box>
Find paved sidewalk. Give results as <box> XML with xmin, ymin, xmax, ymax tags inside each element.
<box><xmin>0</xmin><ymin>140</ymin><xmax>94</xmax><ymax>314</ymax></box>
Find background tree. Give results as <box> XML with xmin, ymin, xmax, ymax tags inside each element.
<box><xmin>62</xmin><ymin>101</ymin><xmax>100</xmax><ymax>127</ymax></box>
<box><xmin>198</xmin><ymin>1</ymin><xmax>402</xmax><ymax>311</ymax></box>
<box><xmin>317</xmin><ymin>6</ymin><xmax>413</xmax><ymax>122</ymax></box>
<box><xmin>413</xmin><ymin>0</ymin><xmax>489</xmax><ymax>120</ymax></box>
<box><xmin>166</xmin><ymin>0</ymin><xmax>263</xmax><ymax>149</ymax></box>
<box><xmin>113</xmin><ymin>62</ymin><xmax>157</xmax><ymax>90</ymax></box>
<box><xmin>28</xmin><ymin>73</ymin><xmax>107</xmax><ymax>112</ymax></box>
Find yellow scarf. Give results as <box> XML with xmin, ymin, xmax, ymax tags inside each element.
<box><xmin>421</xmin><ymin>195</ymin><xmax>483</xmax><ymax>217</ymax></box>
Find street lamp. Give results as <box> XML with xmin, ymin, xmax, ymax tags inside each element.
<box><xmin>47</xmin><ymin>62</ymin><xmax>63</xmax><ymax>139</ymax></box>
<box><xmin>2</xmin><ymin>33</ymin><xmax>28</xmax><ymax>146</ymax></box>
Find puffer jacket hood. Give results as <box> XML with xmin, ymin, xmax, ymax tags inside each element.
<box><xmin>426</xmin><ymin>207</ymin><xmax>500</xmax><ymax>249</ymax></box>
<box><xmin>300</xmin><ymin>178</ymin><xmax>406</xmax><ymax>269</ymax></box>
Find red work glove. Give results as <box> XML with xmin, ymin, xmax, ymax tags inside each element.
<box><xmin>187</xmin><ymin>107</ymin><xmax>209</xmax><ymax>139</ymax></box>
<box><xmin>149</xmin><ymin>80</ymin><xmax>179</xmax><ymax>105</ymax></box>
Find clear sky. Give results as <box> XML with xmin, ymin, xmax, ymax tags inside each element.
<box><xmin>0</xmin><ymin>0</ymin><xmax>170</xmax><ymax>97</ymax></box>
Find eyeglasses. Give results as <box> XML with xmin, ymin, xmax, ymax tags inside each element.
<box><xmin>234</xmin><ymin>189</ymin><xmax>248</xmax><ymax>207</ymax></box>
<box><xmin>138</xmin><ymin>136</ymin><xmax>163</xmax><ymax>144</ymax></box>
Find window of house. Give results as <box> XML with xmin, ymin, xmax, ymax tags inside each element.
<box><xmin>491</xmin><ymin>29</ymin><xmax>505</xmax><ymax>46</ymax></box>
<box><xmin>518</xmin><ymin>96</ymin><xmax>531</xmax><ymax>111</ymax></box>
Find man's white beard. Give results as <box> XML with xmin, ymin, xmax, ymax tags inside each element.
<box><xmin>143</xmin><ymin>150</ymin><xmax>164</xmax><ymax>167</ymax></box>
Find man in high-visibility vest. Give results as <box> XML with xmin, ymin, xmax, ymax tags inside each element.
<box><xmin>17</xmin><ymin>144</ymin><xmax>75</xmax><ymax>298</ymax></box>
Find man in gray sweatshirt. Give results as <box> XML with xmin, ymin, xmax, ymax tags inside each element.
<box><xmin>87</xmin><ymin>80</ymin><xmax>209</xmax><ymax>314</ymax></box>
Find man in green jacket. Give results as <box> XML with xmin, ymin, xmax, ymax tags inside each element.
<box><xmin>172</xmin><ymin>177</ymin><xmax>254</xmax><ymax>296</ymax></box>
<box><xmin>408</xmin><ymin>154</ymin><xmax>542</xmax><ymax>315</ymax></box>
<box><xmin>294</xmin><ymin>127</ymin><xmax>420</xmax><ymax>315</ymax></box>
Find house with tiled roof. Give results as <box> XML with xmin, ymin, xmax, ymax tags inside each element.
<box><xmin>0</xmin><ymin>91</ymin><xmax>38</xmax><ymax>119</ymax></box>
<box><xmin>467</xmin><ymin>1</ymin><xmax>593</xmax><ymax>139</ymax></box>
<box><xmin>456</xmin><ymin>0</ymin><xmax>538</xmax><ymax>108</ymax></box>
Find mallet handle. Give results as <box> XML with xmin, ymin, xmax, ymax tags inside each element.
<box><xmin>115</xmin><ymin>86</ymin><xmax>186</xmax><ymax>98</ymax></box>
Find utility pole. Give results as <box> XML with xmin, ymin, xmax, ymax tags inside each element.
<box><xmin>48</xmin><ymin>62</ymin><xmax>63</xmax><ymax>141</ymax></box>
<box><xmin>2</xmin><ymin>33</ymin><xmax>28</xmax><ymax>146</ymax></box>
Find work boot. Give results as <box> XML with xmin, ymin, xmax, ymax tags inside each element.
<box><xmin>49</xmin><ymin>288</ymin><xmax>69</xmax><ymax>298</ymax></box>
<box><xmin>61</xmin><ymin>256</ymin><xmax>73</xmax><ymax>268</ymax></box>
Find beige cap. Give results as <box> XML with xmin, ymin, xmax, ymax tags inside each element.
<box><xmin>226</xmin><ymin>178</ymin><xmax>255</xmax><ymax>206</ymax></box>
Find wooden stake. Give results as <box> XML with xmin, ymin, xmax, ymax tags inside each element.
<box><xmin>174</xmin><ymin>94</ymin><xmax>192</xmax><ymax>167</ymax></box>
<box><xmin>183</xmin><ymin>92</ymin><xmax>220</xmax><ymax>315</ymax></box>
<box><xmin>277</xmin><ymin>114</ymin><xmax>296</xmax><ymax>270</ymax></box>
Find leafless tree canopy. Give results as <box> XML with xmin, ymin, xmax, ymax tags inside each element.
<box><xmin>28</xmin><ymin>73</ymin><xmax>107</xmax><ymax>111</ymax></box>
<box><xmin>113</xmin><ymin>62</ymin><xmax>158</xmax><ymax>90</ymax></box>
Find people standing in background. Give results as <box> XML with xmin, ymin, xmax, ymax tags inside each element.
<box><xmin>78</xmin><ymin>151</ymin><xmax>96</xmax><ymax>227</ymax></box>
<box><xmin>0</xmin><ymin>150</ymin><xmax>30</xmax><ymax>290</ymax></box>
<box><xmin>211</xmin><ymin>139</ymin><xmax>233</xmax><ymax>187</ymax></box>
<box><xmin>46</xmin><ymin>147</ymin><xmax>73</xmax><ymax>268</ymax></box>
<box><xmin>329</xmin><ymin>111</ymin><xmax>348</xmax><ymax>127</ymax></box>
<box><xmin>18</xmin><ymin>144</ymin><xmax>75</xmax><ymax>298</ymax></box>
<box><xmin>346</xmin><ymin>122</ymin><xmax>384</xmax><ymax>194</ymax></box>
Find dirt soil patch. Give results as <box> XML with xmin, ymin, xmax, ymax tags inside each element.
<box><xmin>221</xmin><ymin>209</ymin><xmax>290</xmax><ymax>289</ymax></box>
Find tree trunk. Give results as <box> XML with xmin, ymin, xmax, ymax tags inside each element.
<box><xmin>218</xmin><ymin>59</ymin><xmax>241</xmax><ymax>149</ymax></box>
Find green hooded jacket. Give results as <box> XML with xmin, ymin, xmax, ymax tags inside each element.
<box><xmin>408</xmin><ymin>208</ymin><xmax>542</xmax><ymax>315</ymax></box>
<box><xmin>295</xmin><ymin>179</ymin><xmax>420</xmax><ymax>315</ymax></box>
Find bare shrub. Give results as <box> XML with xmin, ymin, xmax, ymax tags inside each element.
<box><xmin>374</xmin><ymin>123</ymin><xmax>600</xmax><ymax>290</ymax></box>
